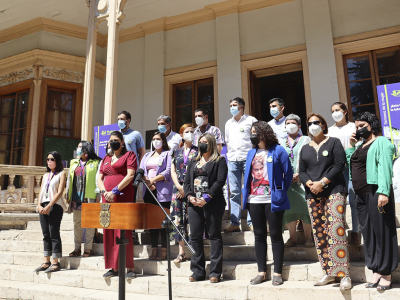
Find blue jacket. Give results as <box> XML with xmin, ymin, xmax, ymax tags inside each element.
<box><xmin>242</xmin><ymin>144</ymin><xmax>293</xmax><ymax>212</ymax></box>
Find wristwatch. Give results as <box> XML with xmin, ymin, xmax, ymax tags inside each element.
<box><xmin>101</xmin><ymin>190</ymin><xmax>106</xmax><ymax>194</ymax></box>
<box><xmin>319</xmin><ymin>180</ymin><xmax>326</xmax><ymax>187</ymax></box>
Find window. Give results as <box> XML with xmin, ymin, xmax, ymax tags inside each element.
<box><xmin>0</xmin><ymin>90</ymin><xmax>30</xmax><ymax>165</ymax></box>
<box><xmin>344</xmin><ymin>46</ymin><xmax>400</xmax><ymax>120</ymax></box>
<box><xmin>173</xmin><ymin>78</ymin><xmax>214</xmax><ymax>132</ymax></box>
<box><xmin>46</xmin><ymin>89</ymin><xmax>74</xmax><ymax>137</ymax></box>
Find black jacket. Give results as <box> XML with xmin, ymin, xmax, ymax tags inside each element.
<box><xmin>183</xmin><ymin>157</ymin><xmax>228</xmax><ymax>205</ymax></box>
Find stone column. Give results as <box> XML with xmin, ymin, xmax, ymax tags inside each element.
<box><xmin>81</xmin><ymin>0</ymin><xmax>98</xmax><ymax>140</ymax></box>
<box><xmin>142</xmin><ymin>19</ymin><xmax>166</xmax><ymax>133</ymax></box>
<box><xmin>302</xmin><ymin>0</ymin><xmax>339</xmax><ymax>123</ymax></box>
<box><xmin>103</xmin><ymin>0</ymin><xmax>125</xmax><ymax>125</ymax></box>
<box><xmin>209</xmin><ymin>2</ymin><xmax>242</xmax><ymax>135</ymax></box>
<box><xmin>28</xmin><ymin>60</ymin><xmax>44</xmax><ymax>166</ymax></box>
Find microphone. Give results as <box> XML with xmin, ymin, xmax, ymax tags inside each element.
<box><xmin>133</xmin><ymin>168</ymin><xmax>145</xmax><ymax>188</ymax></box>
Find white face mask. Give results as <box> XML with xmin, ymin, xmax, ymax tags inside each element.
<box><xmin>183</xmin><ymin>132</ymin><xmax>194</xmax><ymax>142</ymax></box>
<box><xmin>308</xmin><ymin>124</ymin><xmax>323</xmax><ymax>137</ymax></box>
<box><xmin>153</xmin><ymin>140</ymin><xmax>163</xmax><ymax>150</ymax></box>
<box><xmin>195</xmin><ymin>116</ymin><xmax>204</xmax><ymax>127</ymax></box>
<box><xmin>332</xmin><ymin>111</ymin><xmax>344</xmax><ymax>123</ymax></box>
<box><xmin>286</xmin><ymin>123</ymin><xmax>298</xmax><ymax>135</ymax></box>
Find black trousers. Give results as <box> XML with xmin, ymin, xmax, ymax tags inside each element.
<box><xmin>188</xmin><ymin>200</ymin><xmax>225</xmax><ymax>280</ymax></box>
<box><xmin>249</xmin><ymin>203</ymin><xmax>285</xmax><ymax>273</ymax></box>
<box><xmin>143</xmin><ymin>189</ymin><xmax>171</xmax><ymax>248</ymax></box>
<box><xmin>39</xmin><ymin>203</ymin><xmax>63</xmax><ymax>258</ymax></box>
<box><xmin>356</xmin><ymin>188</ymin><xmax>398</xmax><ymax>275</ymax></box>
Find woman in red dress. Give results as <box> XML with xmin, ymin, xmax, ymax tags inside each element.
<box><xmin>97</xmin><ymin>131</ymin><xmax>137</xmax><ymax>279</ymax></box>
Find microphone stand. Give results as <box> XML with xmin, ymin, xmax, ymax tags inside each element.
<box><xmin>140</xmin><ymin>179</ymin><xmax>195</xmax><ymax>300</ymax></box>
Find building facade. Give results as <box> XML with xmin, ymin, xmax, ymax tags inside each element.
<box><xmin>0</xmin><ymin>0</ymin><xmax>399</xmax><ymax>177</ymax></box>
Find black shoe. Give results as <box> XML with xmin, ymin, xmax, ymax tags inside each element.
<box><xmin>34</xmin><ymin>262</ymin><xmax>51</xmax><ymax>272</ymax></box>
<box><xmin>126</xmin><ymin>270</ymin><xmax>137</xmax><ymax>280</ymax></box>
<box><xmin>44</xmin><ymin>262</ymin><xmax>61</xmax><ymax>273</ymax></box>
<box><xmin>103</xmin><ymin>269</ymin><xmax>118</xmax><ymax>279</ymax></box>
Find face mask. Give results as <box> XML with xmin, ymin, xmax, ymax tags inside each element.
<box><xmin>195</xmin><ymin>116</ymin><xmax>204</xmax><ymax>127</ymax></box>
<box><xmin>286</xmin><ymin>123</ymin><xmax>298</xmax><ymax>135</ymax></box>
<box><xmin>118</xmin><ymin>120</ymin><xmax>126</xmax><ymax>130</ymax></box>
<box><xmin>332</xmin><ymin>111</ymin><xmax>344</xmax><ymax>123</ymax></box>
<box><xmin>270</xmin><ymin>107</ymin><xmax>280</xmax><ymax>118</ymax></box>
<box><xmin>110</xmin><ymin>140</ymin><xmax>121</xmax><ymax>151</ymax></box>
<box><xmin>47</xmin><ymin>161</ymin><xmax>56</xmax><ymax>169</ymax></box>
<box><xmin>308</xmin><ymin>124</ymin><xmax>323</xmax><ymax>137</ymax></box>
<box><xmin>153</xmin><ymin>140</ymin><xmax>163</xmax><ymax>150</ymax></box>
<box><xmin>356</xmin><ymin>126</ymin><xmax>372</xmax><ymax>140</ymax></box>
<box><xmin>199</xmin><ymin>143</ymin><xmax>208</xmax><ymax>153</ymax></box>
<box><xmin>76</xmin><ymin>147</ymin><xmax>82</xmax><ymax>156</ymax></box>
<box><xmin>250</xmin><ymin>134</ymin><xmax>260</xmax><ymax>146</ymax></box>
<box><xmin>230</xmin><ymin>106</ymin><xmax>240</xmax><ymax>117</ymax></box>
<box><xmin>158</xmin><ymin>125</ymin><xmax>167</xmax><ymax>133</ymax></box>
<box><xmin>183</xmin><ymin>132</ymin><xmax>194</xmax><ymax>142</ymax></box>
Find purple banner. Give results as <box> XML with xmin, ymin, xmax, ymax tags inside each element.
<box><xmin>94</xmin><ymin>123</ymin><xmax>119</xmax><ymax>158</ymax></box>
<box><xmin>377</xmin><ymin>82</ymin><xmax>400</xmax><ymax>141</ymax></box>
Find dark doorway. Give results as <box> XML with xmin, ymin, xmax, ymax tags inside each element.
<box><xmin>250</xmin><ymin>67</ymin><xmax>307</xmax><ymax>131</ymax></box>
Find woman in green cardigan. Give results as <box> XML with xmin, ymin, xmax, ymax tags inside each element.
<box><xmin>67</xmin><ymin>141</ymin><xmax>101</xmax><ymax>258</ymax></box>
<box><xmin>347</xmin><ymin>112</ymin><xmax>398</xmax><ymax>291</ymax></box>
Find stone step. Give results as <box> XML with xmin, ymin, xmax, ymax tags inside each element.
<box><xmin>2</xmin><ymin>258</ymin><xmax>400</xmax><ymax>284</ymax></box>
<box><xmin>0</xmin><ymin>213</ymin><xmax>39</xmax><ymax>230</ymax></box>
<box><xmin>1</xmin><ymin>275</ymin><xmax>400</xmax><ymax>300</ymax></box>
<box><xmin>0</xmin><ymin>278</ymin><xmax>193</xmax><ymax>300</ymax></box>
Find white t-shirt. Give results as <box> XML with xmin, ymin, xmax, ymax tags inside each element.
<box><xmin>327</xmin><ymin>122</ymin><xmax>356</xmax><ymax>150</ymax></box>
<box><xmin>39</xmin><ymin>172</ymin><xmax>67</xmax><ymax>210</ymax></box>
<box><xmin>248</xmin><ymin>149</ymin><xmax>271</xmax><ymax>204</ymax></box>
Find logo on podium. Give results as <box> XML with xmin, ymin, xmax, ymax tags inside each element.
<box><xmin>100</xmin><ymin>203</ymin><xmax>111</xmax><ymax>228</ymax></box>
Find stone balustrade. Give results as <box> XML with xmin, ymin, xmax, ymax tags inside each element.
<box><xmin>0</xmin><ymin>165</ymin><xmax>68</xmax><ymax>213</ymax></box>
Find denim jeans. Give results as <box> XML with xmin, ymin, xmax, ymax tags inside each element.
<box><xmin>343</xmin><ymin>167</ymin><xmax>359</xmax><ymax>232</ymax></box>
<box><xmin>227</xmin><ymin>160</ymin><xmax>251</xmax><ymax>226</ymax></box>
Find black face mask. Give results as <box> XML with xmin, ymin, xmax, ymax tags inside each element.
<box><xmin>199</xmin><ymin>143</ymin><xmax>208</xmax><ymax>154</ymax></box>
<box><xmin>356</xmin><ymin>126</ymin><xmax>372</xmax><ymax>140</ymax></box>
<box><xmin>110</xmin><ymin>140</ymin><xmax>121</xmax><ymax>151</ymax></box>
<box><xmin>250</xmin><ymin>134</ymin><xmax>260</xmax><ymax>146</ymax></box>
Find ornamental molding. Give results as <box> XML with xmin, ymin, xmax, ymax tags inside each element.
<box><xmin>43</xmin><ymin>67</ymin><xmax>84</xmax><ymax>83</ymax></box>
<box><xmin>0</xmin><ymin>69</ymin><xmax>33</xmax><ymax>87</ymax></box>
<box><xmin>0</xmin><ymin>49</ymin><xmax>106</xmax><ymax>80</ymax></box>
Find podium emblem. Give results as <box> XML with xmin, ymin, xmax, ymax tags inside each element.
<box><xmin>100</xmin><ymin>203</ymin><xmax>111</xmax><ymax>228</ymax></box>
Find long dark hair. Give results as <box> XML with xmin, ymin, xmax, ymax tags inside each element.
<box><xmin>354</xmin><ymin>112</ymin><xmax>382</xmax><ymax>135</ymax></box>
<box><xmin>46</xmin><ymin>151</ymin><xmax>64</xmax><ymax>173</ymax></box>
<box><xmin>251</xmin><ymin>121</ymin><xmax>279</xmax><ymax>149</ymax></box>
<box><xmin>106</xmin><ymin>131</ymin><xmax>127</xmax><ymax>157</ymax></box>
<box><xmin>80</xmin><ymin>141</ymin><xmax>101</xmax><ymax>161</ymax></box>
<box><xmin>153</xmin><ymin>131</ymin><xmax>170</xmax><ymax>151</ymax></box>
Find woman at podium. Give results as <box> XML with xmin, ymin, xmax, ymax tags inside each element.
<box><xmin>184</xmin><ymin>133</ymin><xmax>228</xmax><ymax>283</ymax></box>
<box><xmin>97</xmin><ymin>131</ymin><xmax>137</xmax><ymax>279</ymax></box>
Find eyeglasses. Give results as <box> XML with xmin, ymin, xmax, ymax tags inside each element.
<box><xmin>47</xmin><ymin>158</ymin><xmax>55</xmax><ymax>162</ymax></box>
<box><xmin>377</xmin><ymin>205</ymin><xmax>385</xmax><ymax>214</ymax></box>
<box><xmin>307</xmin><ymin>120</ymin><xmax>321</xmax><ymax>127</ymax></box>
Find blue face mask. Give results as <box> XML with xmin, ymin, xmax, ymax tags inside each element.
<box><xmin>76</xmin><ymin>148</ymin><xmax>82</xmax><ymax>156</ymax></box>
<box><xmin>230</xmin><ymin>106</ymin><xmax>240</xmax><ymax>116</ymax></box>
<box><xmin>158</xmin><ymin>125</ymin><xmax>167</xmax><ymax>133</ymax></box>
<box><xmin>270</xmin><ymin>107</ymin><xmax>280</xmax><ymax>118</ymax></box>
<box><xmin>118</xmin><ymin>120</ymin><xmax>126</xmax><ymax>129</ymax></box>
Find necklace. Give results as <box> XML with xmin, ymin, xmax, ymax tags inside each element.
<box><xmin>111</xmin><ymin>154</ymin><xmax>122</xmax><ymax>163</ymax></box>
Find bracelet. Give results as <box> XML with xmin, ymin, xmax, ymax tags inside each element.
<box><xmin>112</xmin><ymin>186</ymin><xmax>124</xmax><ymax>195</ymax></box>
<box><xmin>202</xmin><ymin>194</ymin><xmax>212</xmax><ymax>203</ymax></box>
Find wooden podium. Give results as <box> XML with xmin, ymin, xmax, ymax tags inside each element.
<box><xmin>81</xmin><ymin>202</ymin><xmax>168</xmax><ymax>230</ymax></box>
<box><xmin>81</xmin><ymin>202</ymin><xmax>169</xmax><ymax>300</ymax></box>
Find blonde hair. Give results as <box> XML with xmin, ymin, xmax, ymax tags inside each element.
<box><xmin>194</xmin><ymin>133</ymin><xmax>221</xmax><ymax>162</ymax></box>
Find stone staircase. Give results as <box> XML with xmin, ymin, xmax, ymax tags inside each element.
<box><xmin>1</xmin><ymin>205</ymin><xmax>400</xmax><ymax>299</ymax></box>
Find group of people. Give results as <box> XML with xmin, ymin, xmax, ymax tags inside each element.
<box><xmin>34</xmin><ymin>98</ymin><xmax>398</xmax><ymax>291</ymax></box>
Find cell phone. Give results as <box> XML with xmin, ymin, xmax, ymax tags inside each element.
<box><xmin>355</xmin><ymin>131</ymin><xmax>361</xmax><ymax>141</ymax></box>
